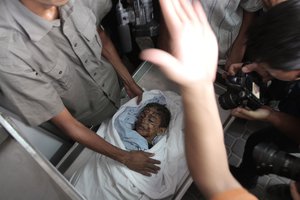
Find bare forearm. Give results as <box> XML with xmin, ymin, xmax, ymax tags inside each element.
<box><xmin>181</xmin><ymin>83</ymin><xmax>240</xmax><ymax>198</ymax></box>
<box><xmin>97</xmin><ymin>28</ymin><xmax>134</xmax><ymax>85</ymax></box>
<box><xmin>225</xmin><ymin>11</ymin><xmax>256</xmax><ymax>68</ymax></box>
<box><xmin>51</xmin><ymin>109</ymin><xmax>127</xmax><ymax>164</ymax></box>
<box><xmin>236</xmin><ymin>10</ymin><xmax>256</xmax><ymax>43</ymax></box>
<box><xmin>267</xmin><ymin>110</ymin><xmax>300</xmax><ymax>143</ymax></box>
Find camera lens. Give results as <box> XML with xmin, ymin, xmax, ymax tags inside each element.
<box><xmin>218</xmin><ymin>92</ymin><xmax>240</xmax><ymax>110</ymax></box>
<box><xmin>253</xmin><ymin>143</ymin><xmax>300</xmax><ymax>181</ymax></box>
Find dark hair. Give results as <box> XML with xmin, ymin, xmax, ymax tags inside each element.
<box><xmin>246</xmin><ymin>0</ymin><xmax>300</xmax><ymax>71</ymax></box>
<box><xmin>141</xmin><ymin>103</ymin><xmax>171</xmax><ymax>128</ymax></box>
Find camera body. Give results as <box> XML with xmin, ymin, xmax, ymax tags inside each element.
<box><xmin>218</xmin><ymin>67</ymin><xmax>269</xmax><ymax>110</ymax></box>
<box><xmin>116</xmin><ymin>0</ymin><xmax>159</xmax><ymax>52</ymax></box>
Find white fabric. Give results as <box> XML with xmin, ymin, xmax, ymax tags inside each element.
<box><xmin>70</xmin><ymin>90</ymin><xmax>188</xmax><ymax>200</ymax></box>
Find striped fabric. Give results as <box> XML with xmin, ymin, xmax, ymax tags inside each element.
<box><xmin>199</xmin><ymin>0</ymin><xmax>263</xmax><ymax>64</ymax></box>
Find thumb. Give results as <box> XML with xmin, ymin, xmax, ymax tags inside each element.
<box><xmin>242</xmin><ymin>63</ymin><xmax>258</xmax><ymax>73</ymax></box>
<box><xmin>136</xmin><ymin>94</ymin><xmax>143</xmax><ymax>105</ymax></box>
<box><xmin>140</xmin><ymin>49</ymin><xmax>183</xmax><ymax>82</ymax></box>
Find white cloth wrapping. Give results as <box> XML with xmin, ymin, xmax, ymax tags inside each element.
<box><xmin>70</xmin><ymin>90</ymin><xmax>188</xmax><ymax>200</ymax></box>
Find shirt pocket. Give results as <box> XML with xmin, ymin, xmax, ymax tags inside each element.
<box><xmin>44</xmin><ymin>56</ymin><xmax>73</xmax><ymax>94</ymax></box>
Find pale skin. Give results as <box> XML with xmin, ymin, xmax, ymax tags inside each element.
<box><xmin>20</xmin><ymin>0</ymin><xmax>159</xmax><ymax>176</ymax></box>
<box><xmin>141</xmin><ymin>0</ymin><xmax>244</xmax><ymax>199</ymax></box>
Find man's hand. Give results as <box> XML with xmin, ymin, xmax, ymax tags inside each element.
<box><xmin>226</xmin><ymin>62</ymin><xmax>273</xmax><ymax>82</ymax></box>
<box><xmin>123</xmin><ymin>151</ymin><xmax>161</xmax><ymax>176</ymax></box>
<box><xmin>124</xmin><ymin>81</ymin><xmax>143</xmax><ymax>104</ymax></box>
<box><xmin>224</xmin><ymin>41</ymin><xmax>246</xmax><ymax>70</ymax></box>
<box><xmin>231</xmin><ymin>106</ymin><xmax>272</xmax><ymax>121</ymax></box>
<box><xmin>140</xmin><ymin>0</ymin><xmax>218</xmax><ymax>86</ymax></box>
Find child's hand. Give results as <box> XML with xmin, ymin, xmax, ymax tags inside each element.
<box><xmin>140</xmin><ymin>0</ymin><xmax>218</xmax><ymax>87</ymax></box>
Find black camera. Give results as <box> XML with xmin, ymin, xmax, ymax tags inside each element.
<box><xmin>253</xmin><ymin>143</ymin><xmax>300</xmax><ymax>181</ymax></box>
<box><xmin>218</xmin><ymin>66</ymin><xmax>269</xmax><ymax>110</ymax></box>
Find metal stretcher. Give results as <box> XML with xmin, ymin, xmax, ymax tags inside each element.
<box><xmin>0</xmin><ymin>62</ymin><xmax>234</xmax><ymax>199</ymax></box>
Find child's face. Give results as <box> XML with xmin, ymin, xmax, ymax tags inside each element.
<box><xmin>135</xmin><ymin>107</ymin><xmax>166</xmax><ymax>140</ymax></box>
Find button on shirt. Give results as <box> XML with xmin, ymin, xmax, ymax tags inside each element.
<box><xmin>0</xmin><ymin>0</ymin><xmax>120</xmax><ymax>126</ymax></box>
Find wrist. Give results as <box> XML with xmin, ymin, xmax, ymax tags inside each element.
<box><xmin>122</xmin><ymin>76</ymin><xmax>135</xmax><ymax>87</ymax></box>
<box><xmin>181</xmin><ymin>82</ymin><xmax>215</xmax><ymax>105</ymax></box>
<box><xmin>265</xmin><ymin>109</ymin><xmax>279</xmax><ymax>123</ymax></box>
<box><xmin>117</xmin><ymin>150</ymin><xmax>130</xmax><ymax>166</ymax></box>
<box><xmin>181</xmin><ymin>81</ymin><xmax>214</xmax><ymax>95</ymax></box>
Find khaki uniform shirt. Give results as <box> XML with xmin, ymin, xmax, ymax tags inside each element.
<box><xmin>0</xmin><ymin>0</ymin><xmax>120</xmax><ymax>127</ymax></box>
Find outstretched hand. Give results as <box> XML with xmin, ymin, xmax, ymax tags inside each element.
<box><xmin>231</xmin><ymin>106</ymin><xmax>273</xmax><ymax>121</ymax></box>
<box><xmin>140</xmin><ymin>0</ymin><xmax>218</xmax><ymax>87</ymax></box>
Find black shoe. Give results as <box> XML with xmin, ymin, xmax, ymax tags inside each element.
<box><xmin>266</xmin><ymin>184</ymin><xmax>293</xmax><ymax>200</ymax></box>
<box><xmin>230</xmin><ymin>166</ymin><xmax>258</xmax><ymax>189</ymax></box>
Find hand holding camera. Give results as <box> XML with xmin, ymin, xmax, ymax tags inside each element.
<box><xmin>219</xmin><ymin>62</ymin><xmax>270</xmax><ymax>110</ymax></box>
<box><xmin>231</xmin><ymin>106</ymin><xmax>273</xmax><ymax>121</ymax></box>
<box><xmin>227</xmin><ymin>62</ymin><xmax>273</xmax><ymax>82</ymax></box>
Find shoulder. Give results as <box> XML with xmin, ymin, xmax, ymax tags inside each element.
<box><xmin>77</xmin><ymin>0</ymin><xmax>112</xmax><ymax>23</ymax></box>
<box><xmin>240</xmin><ymin>0</ymin><xmax>263</xmax><ymax>12</ymax></box>
<box><xmin>0</xmin><ymin>33</ymin><xmax>32</xmax><ymax>73</ymax></box>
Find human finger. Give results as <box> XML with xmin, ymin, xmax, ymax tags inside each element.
<box><xmin>242</xmin><ymin>62</ymin><xmax>266</xmax><ymax>76</ymax></box>
<box><xmin>159</xmin><ymin>0</ymin><xmax>181</xmax><ymax>33</ymax></box>
<box><xmin>146</xmin><ymin>163</ymin><xmax>160</xmax><ymax>172</ymax></box>
<box><xmin>241</xmin><ymin>63</ymin><xmax>258</xmax><ymax>73</ymax></box>
<box><xmin>171</xmin><ymin>0</ymin><xmax>189</xmax><ymax>23</ymax></box>
<box><xmin>227</xmin><ymin>63</ymin><xmax>243</xmax><ymax>75</ymax></box>
<box><xmin>140</xmin><ymin>49</ymin><xmax>185</xmax><ymax>84</ymax></box>
<box><xmin>140</xmin><ymin>171</ymin><xmax>151</xmax><ymax>176</ymax></box>
<box><xmin>232</xmin><ymin>107</ymin><xmax>271</xmax><ymax>120</ymax></box>
<box><xmin>231</xmin><ymin>108</ymin><xmax>253</xmax><ymax>120</ymax></box>
<box><xmin>178</xmin><ymin>0</ymin><xmax>199</xmax><ymax>22</ymax></box>
<box><xmin>136</xmin><ymin>93</ymin><xmax>143</xmax><ymax>104</ymax></box>
<box><xmin>192</xmin><ymin>0</ymin><xmax>209</xmax><ymax>26</ymax></box>
<box><xmin>147</xmin><ymin>157</ymin><xmax>161</xmax><ymax>165</ymax></box>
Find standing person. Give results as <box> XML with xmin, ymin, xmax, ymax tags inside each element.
<box><xmin>200</xmin><ymin>0</ymin><xmax>263</xmax><ymax>69</ymax></box>
<box><xmin>141</xmin><ymin>0</ymin><xmax>258</xmax><ymax>199</ymax></box>
<box><xmin>225</xmin><ymin>0</ymin><xmax>300</xmax><ymax>196</ymax></box>
<box><xmin>157</xmin><ymin>0</ymin><xmax>263</xmax><ymax>69</ymax></box>
<box><xmin>0</xmin><ymin>0</ymin><xmax>160</xmax><ymax>176</ymax></box>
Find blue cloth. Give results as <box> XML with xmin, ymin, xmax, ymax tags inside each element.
<box><xmin>115</xmin><ymin>106</ymin><xmax>149</xmax><ymax>150</ymax></box>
